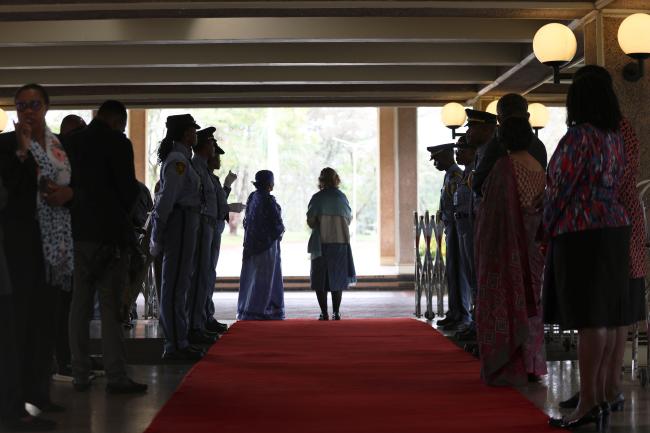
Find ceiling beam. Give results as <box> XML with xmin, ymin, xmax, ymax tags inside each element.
<box><xmin>0</xmin><ymin>1</ymin><xmax>595</xmax><ymax>20</ymax></box>
<box><xmin>0</xmin><ymin>65</ymin><xmax>497</xmax><ymax>87</ymax></box>
<box><xmin>0</xmin><ymin>17</ymin><xmax>556</xmax><ymax>46</ymax></box>
<box><xmin>0</xmin><ymin>42</ymin><xmax>524</xmax><ymax>69</ymax></box>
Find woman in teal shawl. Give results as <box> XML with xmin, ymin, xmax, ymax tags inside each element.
<box><xmin>307</xmin><ymin>167</ymin><xmax>356</xmax><ymax>320</ymax></box>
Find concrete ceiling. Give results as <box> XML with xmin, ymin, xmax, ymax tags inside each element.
<box><xmin>0</xmin><ymin>1</ymin><xmax>627</xmax><ymax>108</ymax></box>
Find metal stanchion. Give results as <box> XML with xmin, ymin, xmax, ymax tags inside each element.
<box><xmin>423</xmin><ymin>211</ymin><xmax>435</xmax><ymax>320</ymax></box>
<box><xmin>414</xmin><ymin>211</ymin><xmax>423</xmax><ymax>318</ymax></box>
<box><xmin>432</xmin><ymin>213</ymin><xmax>447</xmax><ymax>317</ymax></box>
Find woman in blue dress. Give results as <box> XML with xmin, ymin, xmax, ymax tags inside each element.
<box><xmin>307</xmin><ymin>167</ymin><xmax>356</xmax><ymax>320</ymax></box>
<box><xmin>237</xmin><ymin>170</ymin><xmax>285</xmax><ymax>320</ymax></box>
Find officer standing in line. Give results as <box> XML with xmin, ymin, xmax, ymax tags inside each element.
<box><xmin>150</xmin><ymin>114</ymin><xmax>204</xmax><ymax>362</ymax></box>
<box><xmin>454</xmin><ymin>109</ymin><xmax>497</xmax><ymax>342</ymax></box>
<box><xmin>452</xmin><ymin>136</ymin><xmax>479</xmax><ymax>337</ymax></box>
<box><xmin>204</xmin><ymin>133</ymin><xmax>245</xmax><ymax>334</ymax></box>
<box><xmin>186</xmin><ymin>127</ymin><xmax>222</xmax><ymax>344</ymax></box>
<box><xmin>427</xmin><ymin>144</ymin><xmax>465</xmax><ymax>331</ymax></box>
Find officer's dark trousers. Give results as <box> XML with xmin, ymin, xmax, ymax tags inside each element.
<box><xmin>205</xmin><ymin>220</ymin><xmax>226</xmax><ymax>325</ymax></box>
<box><xmin>187</xmin><ymin>217</ymin><xmax>215</xmax><ymax>331</ymax></box>
<box><xmin>455</xmin><ymin>217</ymin><xmax>476</xmax><ymax>320</ymax></box>
<box><xmin>444</xmin><ymin>223</ymin><xmax>471</xmax><ymax>323</ymax></box>
<box><xmin>160</xmin><ymin>208</ymin><xmax>199</xmax><ymax>353</ymax></box>
<box><xmin>69</xmin><ymin>242</ymin><xmax>129</xmax><ymax>384</ymax></box>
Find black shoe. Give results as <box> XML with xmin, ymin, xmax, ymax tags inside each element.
<box><xmin>2</xmin><ymin>416</ymin><xmax>57</xmax><ymax>431</ymax></box>
<box><xmin>548</xmin><ymin>405</ymin><xmax>603</xmax><ymax>431</ymax></box>
<box><xmin>608</xmin><ymin>393</ymin><xmax>625</xmax><ymax>412</ymax></box>
<box><xmin>26</xmin><ymin>402</ymin><xmax>65</xmax><ymax>413</ymax></box>
<box><xmin>455</xmin><ymin>327</ymin><xmax>477</xmax><ymax>341</ymax></box>
<box><xmin>188</xmin><ymin>330</ymin><xmax>218</xmax><ymax>345</ymax></box>
<box><xmin>162</xmin><ymin>347</ymin><xmax>204</xmax><ymax>362</ymax></box>
<box><xmin>333</xmin><ymin>312</ymin><xmax>341</xmax><ymax>321</ymax></box>
<box><xmin>205</xmin><ymin>320</ymin><xmax>228</xmax><ymax>334</ymax></box>
<box><xmin>319</xmin><ymin>313</ymin><xmax>329</xmax><ymax>321</ymax></box>
<box><xmin>559</xmin><ymin>392</ymin><xmax>580</xmax><ymax>409</ymax></box>
<box><xmin>106</xmin><ymin>378</ymin><xmax>148</xmax><ymax>394</ymax></box>
<box><xmin>441</xmin><ymin>320</ymin><xmax>462</xmax><ymax>331</ymax></box>
<box><xmin>436</xmin><ymin>316</ymin><xmax>455</xmax><ymax>326</ymax></box>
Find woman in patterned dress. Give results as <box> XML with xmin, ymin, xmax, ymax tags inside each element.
<box><xmin>544</xmin><ymin>66</ymin><xmax>630</xmax><ymax>430</ymax></box>
<box><xmin>474</xmin><ymin>116</ymin><xmax>547</xmax><ymax>386</ymax></box>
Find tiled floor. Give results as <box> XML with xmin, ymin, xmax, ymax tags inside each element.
<box><xmin>11</xmin><ymin>291</ymin><xmax>650</xmax><ymax>433</ymax></box>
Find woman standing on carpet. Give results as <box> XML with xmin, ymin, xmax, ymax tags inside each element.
<box><xmin>544</xmin><ymin>66</ymin><xmax>630</xmax><ymax>430</ymax></box>
<box><xmin>237</xmin><ymin>170</ymin><xmax>285</xmax><ymax>320</ymax></box>
<box><xmin>307</xmin><ymin>167</ymin><xmax>356</xmax><ymax>320</ymax></box>
<box><xmin>474</xmin><ymin>117</ymin><xmax>547</xmax><ymax>387</ymax></box>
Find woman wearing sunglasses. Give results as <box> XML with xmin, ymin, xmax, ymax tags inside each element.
<box><xmin>0</xmin><ymin>83</ymin><xmax>73</xmax><ymax>431</ymax></box>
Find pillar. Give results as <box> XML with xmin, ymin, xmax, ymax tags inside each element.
<box><xmin>378</xmin><ymin>107</ymin><xmax>396</xmax><ymax>266</ymax></box>
<box><xmin>128</xmin><ymin>109</ymin><xmax>147</xmax><ymax>183</ymax></box>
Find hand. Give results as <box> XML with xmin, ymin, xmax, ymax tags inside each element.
<box><xmin>228</xmin><ymin>202</ymin><xmax>246</xmax><ymax>213</ymax></box>
<box><xmin>224</xmin><ymin>170</ymin><xmax>237</xmax><ymax>188</ymax></box>
<box><xmin>149</xmin><ymin>241</ymin><xmax>163</xmax><ymax>258</ymax></box>
<box><xmin>14</xmin><ymin>121</ymin><xmax>31</xmax><ymax>155</ymax></box>
<box><xmin>43</xmin><ymin>185</ymin><xmax>73</xmax><ymax>207</ymax></box>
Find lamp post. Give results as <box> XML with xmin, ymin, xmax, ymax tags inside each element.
<box><xmin>0</xmin><ymin>108</ymin><xmax>7</xmax><ymax>132</ymax></box>
<box><xmin>617</xmin><ymin>13</ymin><xmax>650</xmax><ymax>82</ymax></box>
<box><xmin>533</xmin><ymin>23</ymin><xmax>577</xmax><ymax>84</ymax></box>
<box><xmin>528</xmin><ymin>103</ymin><xmax>549</xmax><ymax>137</ymax></box>
<box><xmin>440</xmin><ymin>102</ymin><xmax>467</xmax><ymax>139</ymax></box>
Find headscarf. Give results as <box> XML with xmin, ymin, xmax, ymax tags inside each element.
<box><xmin>252</xmin><ymin>170</ymin><xmax>274</xmax><ymax>190</ymax></box>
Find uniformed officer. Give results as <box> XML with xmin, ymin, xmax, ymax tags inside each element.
<box><xmin>204</xmin><ymin>134</ymin><xmax>244</xmax><ymax>335</ymax></box>
<box><xmin>186</xmin><ymin>127</ymin><xmax>225</xmax><ymax>344</ymax></box>
<box><xmin>452</xmin><ymin>137</ymin><xmax>479</xmax><ymax>333</ymax></box>
<box><xmin>426</xmin><ymin>144</ymin><xmax>465</xmax><ymax>330</ymax></box>
<box><xmin>150</xmin><ymin>114</ymin><xmax>204</xmax><ymax>361</ymax></box>
<box><xmin>454</xmin><ymin>109</ymin><xmax>496</xmax><ymax>341</ymax></box>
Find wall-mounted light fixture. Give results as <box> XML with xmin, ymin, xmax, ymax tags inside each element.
<box><xmin>0</xmin><ymin>108</ymin><xmax>7</xmax><ymax>132</ymax></box>
<box><xmin>528</xmin><ymin>103</ymin><xmax>549</xmax><ymax>137</ymax></box>
<box><xmin>441</xmin><ymin>102</ymin><xmax>466</xmax><ymax>139</ymax></box>
<box><xmin>486</xmin><ymin>100</ymin><xmax>499</xmax><ymax>116</ymax></box>
<box><xmin>533</xmin><ymin>23</ymin><xmax>577</xmax><ymax>84</ymax></box>
<box><xmin>617</xmin><ymin>13</ymin><xmax>650</xmax><ymax>82</ymax></box>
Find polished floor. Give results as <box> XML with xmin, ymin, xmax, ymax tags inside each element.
<box><xmin>8</xmin><ymin>291</ymin><xmax>650</xmax><ymax>433</ymax></box>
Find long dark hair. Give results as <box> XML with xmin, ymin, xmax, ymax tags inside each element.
<box><xmin>566</xmin><ymin>65</ymin><xmax>621</xmax><ymax>131</ymax></box>
<box><xmin>500</xmin><ymin>117</ymin><xmax>532</xmax><ymax>152</ymax></box>
<box><xmin>157</xmin><ymin>126</ymin><xmax>188</xmax><ymax>164</ymax></box>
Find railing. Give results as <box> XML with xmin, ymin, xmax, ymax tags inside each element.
<box><xmin>414</xmin><ymin>210</ymin><xmax>447</xmax><ymax>320</ymax></box>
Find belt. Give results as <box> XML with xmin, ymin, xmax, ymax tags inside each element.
<box><xmin>454</xmin><ymin>212</ymin><xmax>471</xmax><ymax>220</ymax></box>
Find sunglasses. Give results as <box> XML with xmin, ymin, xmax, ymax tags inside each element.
<box><xmin>15</xmin><ymin>100</ymin><xmax>44</xmax><ymax>112</ymax></box>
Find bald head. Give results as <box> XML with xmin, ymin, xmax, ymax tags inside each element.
<box><xmin>59</xmin><ymin>115</ymin><xmax>86</xmax><ymax>137</ymax></box>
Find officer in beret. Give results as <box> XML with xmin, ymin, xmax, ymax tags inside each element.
<box><xmin>427</xmin><ymin>144</ymin><xmax>466</xmax><ymax>330</ymax></box>
<box><xmin>452</xmin><ymin>136</ymin><xmax>478</xmax><ymax>335</ymax></box>
<box><xmin>150</xmin><ymin>114</ymin><xmax>204</xmax><ymax>361</ymax></box>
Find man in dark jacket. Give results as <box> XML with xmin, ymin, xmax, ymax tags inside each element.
<box><xmin>64</xmin><ymin>100</ymin><xmax>147</xmax><ymax>394</ymax></box>
<box><xmin>471</xmin><ymin>93</ymin><xmax>548</xmax><ymax>196</ymax></box>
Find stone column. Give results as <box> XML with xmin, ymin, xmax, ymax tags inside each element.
<box><xmin>128</xmin><ymin>109</ymin><xmax>147</xmax><ymax>183</ymax></box>
<box><xmin>378</xmin><ymin>107</ymin><xmax>397</xmax><ymax>266</ymax></box>
<box><xmin>395</xmin><ymin>107</ymin><xmax>418</xmax><ymax>271</ymax></box>
<box><xmin>378</xmin><ymin>107</ymin><xmax>419</xmax><ymax>271</ymax></box>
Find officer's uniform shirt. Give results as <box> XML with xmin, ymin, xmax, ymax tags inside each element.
<box><xmin>191</xmin><ymin>155</ymin><xmax>218</xmax><ymax>219</ymax></box>
<box><xmin>440</xmin><ymin>164</ymin><xmax>463</xmax><ymax>227</ymax></box>
<box><xmin>151</xmin><ymin>142</ymin><xmax>201</xmax><ymax>245</ymax></box>
<box><xmin>454</xmin><ymin>162</ymin><xmax>475</xmax><ymax>221</ymax></box>
<box><xmin>209</xmin><ymin>173</ymin><xmax>231</xmax><ymax>222</ymax></box>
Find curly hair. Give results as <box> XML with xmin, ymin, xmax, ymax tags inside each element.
<box><xmin>318</xmin><ymin>167</ymin><xmax>341</xmax><ymax>189</ymax></box>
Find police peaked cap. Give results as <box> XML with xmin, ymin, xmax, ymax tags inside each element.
<box><xmin>464</xmin><ymin>109</ymin><xmax>497</xmax><ymax>127</ymax></box>
<box><xmin>166</xmin><ymin>114</ymin><xmax>200</xmax><ymax>131</ymax></box>
<box><xmin>427</xmin><ymin>143</ymin><xmax>455</xmax><ymax>160</ymax></box>
<box><xmin>453</xmin><ymin>136</ymin><xmax>473</xmax><ymax>149</ymax></box>
<box><xmin>196</xmin><ymin>126</ymin><xmax>225</xmax><ymax>155</ymax></box>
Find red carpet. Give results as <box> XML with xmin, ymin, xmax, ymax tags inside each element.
<box><xmin>145</xmin><ymin>319</ymin><xmax>557</xmax><ymax>433</ymax></box>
